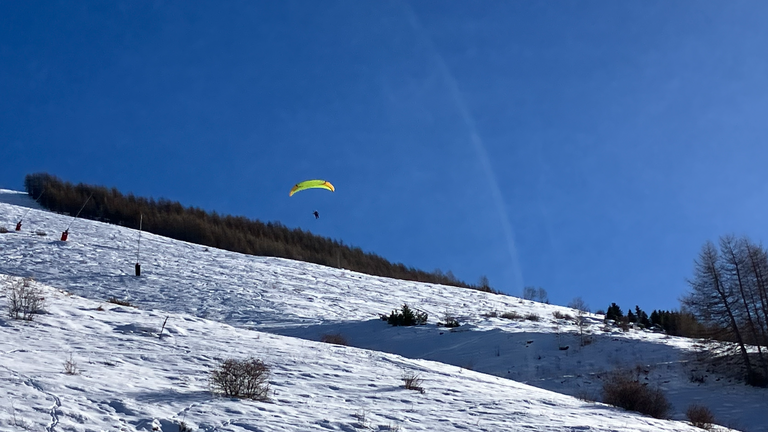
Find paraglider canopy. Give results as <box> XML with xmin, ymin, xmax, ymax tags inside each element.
<box><xmin>289</xmin><ymin>180</ymin><xmax>335</xmax><ymax>196</ymax></box>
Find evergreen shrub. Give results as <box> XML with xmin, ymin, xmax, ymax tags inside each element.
<box><xmin>386</xmin><ymin>304</ymin><xmax>427</xmax><ymax>326</ymax></box>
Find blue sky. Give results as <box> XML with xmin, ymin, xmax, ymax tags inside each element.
<box><xmin>3</xmin><ymin>1</ymin><xmax>768</xmax><ymax>313</ymax></box>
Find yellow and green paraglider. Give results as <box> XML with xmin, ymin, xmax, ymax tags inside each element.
<box><xmin>289</xmin><ymin>179</ymin><xmax>335</xmax><ymax>196</ymax></box>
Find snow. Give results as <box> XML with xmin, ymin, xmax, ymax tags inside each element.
<box><xmin>0</xmin><ymin>189</ymin><xmax>43</xmax><ymax>211</ymax></box>
<box><xmin>0</xmin><ymin>190</ymin><xmax>765</xmax><ymax>431</ymax></box>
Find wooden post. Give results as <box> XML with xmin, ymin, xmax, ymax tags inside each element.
<box><xmin>159</xmin><ymin>316</ymin><xmax>169</xmax><ymax>339</ymax></box>
<box><xmin>135</xmin><ymin>213</ymin><xmax>143</xmax><ymax>277</ymax></box>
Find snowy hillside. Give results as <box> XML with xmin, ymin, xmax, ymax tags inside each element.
<box><xmin>0</xmin><ymin>190</ymin><xmax>764</xmax><ymax>431</ymax></box>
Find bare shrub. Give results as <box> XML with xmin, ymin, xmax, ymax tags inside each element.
<box><xmin>320</xmin><ymin>333</ymin><xmax>348</xmax><ymax>346</ymax></box>
<box><xmin>601</xmin><ymin>369</ymin><xmax>671</xmax><ymax>419</ymax></box>
<box><xmin>482</xmin><ymin>311</ymin><xmax>499</xmax><ymax>318</ymax></box>
<box><xmin>686</xmin><ymin>404</ymin><xmax>716</xmax><ymax>430</ymax></box>
<box><xmin>63</xmin><ymin>353</ymin><xmax>78</xmax><ymax>375</ymax></box>
<box><xmin>689</xmin><ymin>370</ymin><xmax>706</xmax><ymax>384</ymax></box>
<box><xmin>353</xmin><ymin>410</ymin><xmax>370</xmax><ymax>429</ymax></box>
<box><xmin>210</xmin><ymin>357</ymin><xmax>270</xmax><ymax>400</ymax></box>
<box><xmin>438</xmin><ymin>312</ymin><xmax>460</xmax><ymax>327</ymax></box>
<box><xmin>0</xmin><ymin>227</ymin><xmax>8</xmax><ymax>233</ymax></box>
<box><xmin>552</xmin><ymin>311</ymin><xmax>573</xmax><ymax>321</ymax></box>
<box><xmin>501</xmin><ymin>311</ymin><xmax>521</xmax><ymax>320</ymax></box>
<box><xmin>35</xmin><ymin>230</ymin><xmax>47</xmax><ymax>236</ymax></box>
<box><xmin>107</xmin><ymin>297</ymin><xmax>135</xmax><ymax>307</ymax></box>
<box><xmin>524</xmin><ymin>313</ymin><xmax>540</xmax><ymax>322</ymax></box>
<box><xmin>6</xmin><ymin>277</ymin><xmax>45</xmax><ymax>320</ymax></box>
<box><xmin>402</xmin><ymin>372</ymin><xmax>425</xmax><ymax>393</ymax></box>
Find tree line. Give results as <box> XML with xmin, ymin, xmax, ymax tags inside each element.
<box><xmin>24</xmin><ymin>173</ymin><xmax>497</xmax><ymax>294</ymax></box>
<box><xmin>604</xmin><ymin>303</ymin><xmax>707</xmax><ymax>337</ymax></box>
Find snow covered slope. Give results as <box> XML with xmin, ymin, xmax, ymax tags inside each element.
<box><xmin>0</xmin><ymin>191</ymin><xmax>764</xmax><ymax>431</ymax></box>
<box><xmin>0</xmin><ymin>189</ymin><xmax>43</xmax><ymax>210</ymax></box>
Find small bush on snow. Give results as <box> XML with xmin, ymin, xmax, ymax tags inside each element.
<box><xmin>386</xmin><ymin>304</ymin><xmax>427</xmax><ymax>326</ymax></box>
<box><xmin>63</xmin><ymin>353</ymin><xmax>78</xmax><ymax>375</ymax></box>
<box><xmin>210</xmin><ymin>357</ymin><xmax>270</xmax><ymax>400</ymax></box>
<box><xmin>6</xmin><ymin>277</ymin><xmax>45</xmax><ymax>320</ymax></box>
<box><xmin>402</xmin><ymin>372</ymin><xmax>425</xmax><ymax>393</ymax></box>
<box><xmin>320</xmin><ymin>333</ymin><xmax>348</xmax><ymax>346</ymax></box>
<box><xmin>500</xmin><ymin>311</ymin><xmax>521</xmax><ymax>320</ymax></box>
<box><xmin>438</xmin><ymin>312</ymin><xmax>460</xmax><ymax>327</ymax></box>
<box><xmin>601</xmin><ymin>369</ymin><xmax>670</xmax><ymax>419</ymax></box>
<box><xmin>618</xmin><ymin>320</ymin><xmax>630</xmax><ymax>332</ymax></box>
<box><xmin>689</xmin><ymin>370</ymin><xmax>706</xmax><ymax>384</ymax></box>
<box><xmin>686</xmin><ymin>404</ymin><xmax>716</xmax><ymax>430</ymax></box>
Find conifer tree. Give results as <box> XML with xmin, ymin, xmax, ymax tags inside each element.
<box><xmin>635</xmin><ymin>306</ymin><xmax>650</xmax><ymax>328</ymax></box>
<box><xmin>626</xmin><ymin>309</ymin><xmax>636</xmax><ymax>323</ymax></box>
<box><xmin>605</xmin><ymin>303</ymin><xmax>623</xmax><ymax>322</ymax></box>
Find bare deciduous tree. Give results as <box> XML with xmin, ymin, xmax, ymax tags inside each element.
<box><xmin>568</xmin><ymin>297</ymin><xmax>590</xmax><ymax>314</ymax></box>
<box><xmin>523</xmin><ymin>286</ymin><xmax>548</xmax><ymax>303</ymax></box>
<box><xmin>684</xmin><ymin>237</ymin><xmax>768</xmax><ymax>385</ymax></box>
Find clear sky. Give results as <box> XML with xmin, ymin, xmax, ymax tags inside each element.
<box><xmin>3</xmin><ymin>1</ymin><xmax>768</xmax><ymax>313</ymax></box>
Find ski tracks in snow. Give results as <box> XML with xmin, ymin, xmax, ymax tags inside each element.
<box><xmin>33</xmin><ymin>381</ymin><xmax>62</xmax><ymax>432</ymax></box>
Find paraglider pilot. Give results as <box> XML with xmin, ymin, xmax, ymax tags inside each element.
<box><xmin>313</xmin><ymin>210</ymin><xmax>319</xmax><ymax>219</ymax></box>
